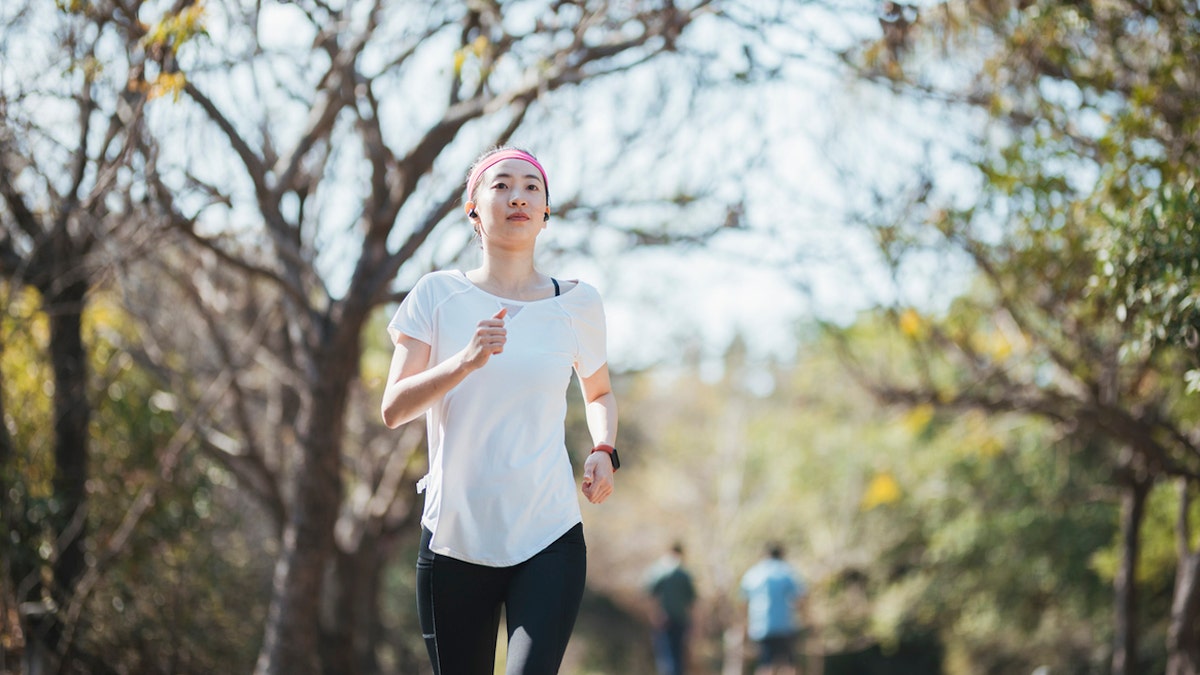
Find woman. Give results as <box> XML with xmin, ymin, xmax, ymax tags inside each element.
<box><xmin>381</xmin><ymin>146</ymin><xmax>619</xmax><ymax>675</ymax></box>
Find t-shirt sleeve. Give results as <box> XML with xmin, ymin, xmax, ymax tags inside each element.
<box><xmin>571</xmin><ymin>284</ymin><xmax>608</xmax><ymax>378</ymax></box>
<box><xmin>388</xmin><ymin>275</ymin><xmax>435</xmax><ymax>345</ymax></box>
<box><xmin>643</xmin><ymin>564</ymin><xmax>661</xmax><ymax>593</ymax></box>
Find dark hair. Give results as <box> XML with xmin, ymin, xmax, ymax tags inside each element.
<box><xmin>767</xmin><ymin>542</ymin><xmax>785</xmax><ymax>559</ymax></box>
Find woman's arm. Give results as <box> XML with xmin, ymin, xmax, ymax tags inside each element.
<box><xmin>579</xmin><ymin>363</ymin><xmax>618</xmax><ymax>503</ymax></box>
<box><xmin>380</xmin><ymin>308</ymin><xmax>508</xmax><ymax>428</ymax></box>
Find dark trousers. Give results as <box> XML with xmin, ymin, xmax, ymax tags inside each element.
<box><xmin>652</xmin><ymin>619</ymin><xmax>690</xmax><ymax>675</ymax></box>
<box><xmin>416</xmin><ymin>524</ymin><xmax>587</xmax><ymax>675</ymax></box>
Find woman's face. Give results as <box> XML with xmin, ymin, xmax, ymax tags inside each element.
<box><xmin>472</xmin><ymin>158</ymin><xmax>549</xmax><ymax>243</ymax></box>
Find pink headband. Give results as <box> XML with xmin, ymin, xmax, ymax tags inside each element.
<box><xmin>465</xmin><ymin>149</ymin><xmax>549</xmax><ymax>203</ymax></box>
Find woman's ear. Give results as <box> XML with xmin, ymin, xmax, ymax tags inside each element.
<box><xmin>464</xmin><ymin>201</ymin><xmax>477</xmax><ymax>218</ymax></box>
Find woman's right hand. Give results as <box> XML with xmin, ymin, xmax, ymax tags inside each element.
<box><xmin>382</xmin><ymin>307</ymin><xmax>507</xmax><ymax>428</ymax></box>
<box><xmin>461</xmin><ymin>307</ymin><xmax>507</xmax><ymax>371</ymax></box>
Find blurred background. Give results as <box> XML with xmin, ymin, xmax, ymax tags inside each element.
<box><xmin>2</xmin><ymin>0</ymin><xmax>1198</xmax><ymax>674</ymax></box>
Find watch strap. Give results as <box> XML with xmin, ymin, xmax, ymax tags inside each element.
<box><xmin>591</xmin><ymin>444</ymin><xmax>620</xmax><ymax>471</ymax></box>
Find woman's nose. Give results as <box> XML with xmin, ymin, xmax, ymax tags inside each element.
<box><xmin>509</xmin><ymin>193</ymin><xmax>527</xmax><ymax>206</ymax></box>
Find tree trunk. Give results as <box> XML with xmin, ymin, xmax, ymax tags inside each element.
<box><xmin>1167</xmin><ymin>480</ymin><xmax>1200</xmax><ymax>675</ymax></box>
<box><xmin>255</xmin><ymin>334</ymin><xmax>354</xmax><ymax>675</ymax></box>
<box><xmin>0</xmin><ymin>211</ymin><xmax>95</xmax><ymax>671</ymax></box>
<box><xmin>48</xmin><ymin>280</ymin><xmax>91</xmax><ymax>618</ymax></box>
<box><xmin>1167</xmin><ymin>551</ymin><xmax>1200</xmax><ymax>675</ymax></box>
<box><xmin>321</xmin><ymin>531</ymin><xmax>391</xmax><ymax>675</ymax></box>
<box><xmin>1112</xmin><ymin>471</ymin><xmax>1150</xmax><ymax>675</ymax></box>
<box><xmin>12</xmin><ymin>275</ymin><xmax>95</xmax><ymax>675</ymax></box>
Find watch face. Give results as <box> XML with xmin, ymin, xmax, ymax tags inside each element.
<box><xmin>609</xmin><ymin>448</ymin><xmax>621</xmax><ymax>471</ymax></box>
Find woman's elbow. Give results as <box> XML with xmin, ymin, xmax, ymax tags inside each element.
<box><xmin>381</xmin><ymin>395</ymin><xmax>406</xmax><ymax>429</ymax></box>
<box><xmin>382</xmin><ymin>401</ymin><xmax>422</xmax><ymax>429</ymax></box>
<box><xmin>589</xmin><ymin>390</ymin><xmax>617</xmax><ymax>407</ymax></box>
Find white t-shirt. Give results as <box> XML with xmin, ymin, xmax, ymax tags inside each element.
<box><xmin>388</xmin><ymin>270</ymin><xmax>607</xmax><ymax>566</ymax></box>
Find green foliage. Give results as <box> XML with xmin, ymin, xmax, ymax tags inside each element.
<box><xmin>841</xmin><ymin>0</ymin><xmax>1200</xmax><ymax>666</ymax></box>
<box><xmin>1</xmin><ymin>288</ymin><xmax>271</xmax><ymax>673</ymax></box>
<box><xmin>0</xmin><ymin>287</ymin><xmax>54</xmax><ymax>493</ymax></box>
<box><xmin>587</xmin><ymin>317</ymin><xmax>1130</xmax><ymax>673</ymax></box>
<box><xmin>2</xmin><ymin>287</ymin><xmax>59</xmax><ymax>609</ymax></box>
<box><xmin>899</xmin><ymin>416</ymin><xmax>1117</xmax><ymax>673</ymax></box>
<box><xmin>1093</xmin><ymin>482</ymin><xmax>1200</xmax><ymax>590</ymax></box>
<box><xmin>79</xmin><ymin>296</ymin><xmax>271</xmax><ymax>672</ymax></box>
<box><xmin>1092</xmin><ymin>182</ymin><xmax>1200</xmax><ymax>391</ymax></box>
<box><xmin>957</xmin><ymin>0</ymin><xmax>1200</xmax><ymax>388</ymax></box>
<box><xmin>829</xmin><ymin>310</ymin><xmax>1121</xmax><ymax>672</ymax></box>
<box><xmin>831</xmin><ymin>267</ymin><xmax>1200</xmax><ymax>671</ymax></box>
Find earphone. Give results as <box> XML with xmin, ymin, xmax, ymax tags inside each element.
<box><xmin>465</xmin><ymin>204</ymin><xmax>550</xmax><ymax>221</ymax></box>
<box><xmin>465</xmin><ymin>208</ymin><xmax>549</xmax><ymax>222</ymax></box>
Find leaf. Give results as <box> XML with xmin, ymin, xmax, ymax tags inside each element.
<box><xmin>862</xmin><ymin>471</ymin><xmax>903</xmax><ymax>510</ymax></box>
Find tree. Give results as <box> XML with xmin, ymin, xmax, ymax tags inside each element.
<box><xmin>1096</xmin><ymin>182</ymin><xmax>1200</xmax><ymax>674</ymax></box>
<box><xmin>0</xmin><ymin>2</ymin><xmax>159</xmax><ymax>670</ymax></box>
<box><xmin>831</xmin><ymin>0</ymin><xmax>1200</xmax><ymax>670</ymax></box>
<box><xmin>115</xmin><ymin>1</ymin><xmax>824</xmax><ymax>673</ymax></box>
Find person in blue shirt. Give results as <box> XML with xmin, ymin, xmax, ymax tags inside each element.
<box><xmin>739</xmin><ymin>542</ymin><xmax>808</xmax><ymax>675</ymax></box>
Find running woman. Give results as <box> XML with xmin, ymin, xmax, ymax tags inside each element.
<box><xmin>381</xmin><ymin>146</ymin><xmax>620</xmax><ymax>675</ymax></box>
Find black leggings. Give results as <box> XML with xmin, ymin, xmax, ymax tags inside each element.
<box><xmin>416</xmin><ymin>524</ymin><xmax>587</xmax><ymax>675</ymax></box>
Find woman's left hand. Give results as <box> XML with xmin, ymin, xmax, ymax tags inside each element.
<box><xmin>581</xmin><ymin>452</ymin><xmax>615</xmax><ymax>504</ymax></box>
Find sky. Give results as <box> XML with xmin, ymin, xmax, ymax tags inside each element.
<box><xmin>219</xmin><ymin>0</ymin><xmax>982</xmax><ymax>371</ymax></box>
<box><xmin>246</xmin><ymin>0</ymin><xmax>917</xmax><ymax>370</ymax></box>
<box><xmin>556</xmin><ymin>74</ymin><xmax>984</xmax><ymax>371</ymax></box>
<box><xmin>1</xmin><ymin>0</ymin><xmax>983</xmax><ymax>375</ymax></box>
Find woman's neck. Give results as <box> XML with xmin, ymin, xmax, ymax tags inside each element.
<box><xmin>467</xmin><ymin>258</ymin><xmax>546</xmax><ymax>300</ymax></box>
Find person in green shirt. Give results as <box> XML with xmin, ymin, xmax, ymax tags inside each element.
<box><xmin>644</xmin><ymin>542</ymin><xmax>698</xmax><ymax>675</ymax></box>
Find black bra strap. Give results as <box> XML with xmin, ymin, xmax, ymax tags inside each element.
<box><xmin>552</xmin><ymin>277</ymin><xmax>560</xmax><ymax>296</ymax></box>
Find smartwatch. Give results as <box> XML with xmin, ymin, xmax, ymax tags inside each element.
<box><xmin>591</xmin><ymin>444</ymin><xmax>620</xmax><ymax>471</ymax></box>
